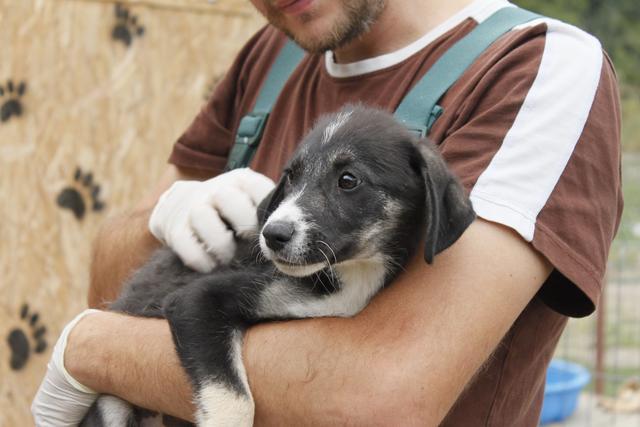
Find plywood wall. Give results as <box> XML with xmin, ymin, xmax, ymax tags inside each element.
<box><xmin>0</xmin><ymin>1</ymin><xmax>263</xmax><ymax>424</ymax></box>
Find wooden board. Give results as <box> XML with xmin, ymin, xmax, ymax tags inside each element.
<box><xmin>0</xmin><ymin>1</ymin><xmax>263</xmax><ymax>424</ymax></box>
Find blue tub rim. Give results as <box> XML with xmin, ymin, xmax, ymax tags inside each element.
<box><xmin>545</xmin><ymin>359</ymin><xmax>591</xmax><ymax>394</ymax></box>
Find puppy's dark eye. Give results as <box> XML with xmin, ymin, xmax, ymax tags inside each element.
<box><xmin>338</xmin><ymin>172</ymin><xmax>359</xmax><ymax>190</ymax></box>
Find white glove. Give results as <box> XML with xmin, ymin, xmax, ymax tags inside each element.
<box><xmin>149</xmin><ymin>168</ymin><xmax>275</xmax><ymax>273</ymax></box>
<box><xmin>32</xmin><ymin>309</ymin><xmax>101</xmax><ymax>427</ymax></box>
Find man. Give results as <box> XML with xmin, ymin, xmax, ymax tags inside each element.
<box><xmin>33</xmin><ymin>0</ymin><xmax>622</xmax><ymax>425</ymax></box>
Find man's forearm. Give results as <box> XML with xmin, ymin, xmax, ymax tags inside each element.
<box><xmin>65</xmin><ymin>311</ymin><xmax>196</xmax><ymax>420</ymax></box>
<box><xmin>244</xmin><ymin>316</ymin><xmax>404</xmax><ymax>426</ymax></box>
<box><xmin>89</xmin><ymin>208</ymin><xmax>160</xmax><ymax>308</ymax></box>
<box><xmin>65</xmin><ymin>311</ymin><xmax>385</xmax><ymax>425</ymax></box>
<box><xmin>67</xmin><ymin>287</ymin><xmax>483</xmax><ymax>426</ymax></box>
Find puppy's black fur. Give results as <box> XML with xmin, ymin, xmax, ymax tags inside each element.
<box><xmin>81</xmin><ymin>105</ymin><xmax>475</xmax><ymax>426</ymax></box>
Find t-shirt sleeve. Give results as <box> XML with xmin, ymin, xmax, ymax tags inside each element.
<box><xmin>439</xmin><ymin>22</ymin><xmax>622</xmax><ymax>317</ymax></box>
<box><xmin>168</xmin><ymin>26</ymin><xmax>283</xmax><ymax>175</ymax></box>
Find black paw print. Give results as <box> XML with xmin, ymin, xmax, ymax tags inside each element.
<box><xmin>7</xmin><ymin>304</ymin><xmax>47</xmax><ymax>371</ymax></box>
<box><xmin>0</xmin><ymin>80</ymin><xmax>26</xmax><ymax>123</ymax></box>
<box><xmin>112</xmin><ymin>4</ymin><xmax>145</xmax><ymax>47</ymax></box>
<box><xmin>56</xmin><ymin>167</ymin><xmax>106</xmax><ymax>220</ymax></box>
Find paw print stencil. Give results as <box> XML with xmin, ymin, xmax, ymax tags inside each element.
<box><xmin>112</xmin><ymin>4</ymin><xmax>145</xmax><ymax>47</ymax></box>
<box><xmin>56</xmin><ymin>167</ymin><xmax>106</xmax><ymax>220</ymax></box>
<box><xmin>0</xmin><ymin>80</ymin><xmax>26</xmax><ymax>123</ymax></box>
<box><xmin>7</xmin><ymin>304</ymin><xmax>47</xmax><ymax>371</ymax></box>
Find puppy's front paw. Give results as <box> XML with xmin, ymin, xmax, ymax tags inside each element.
<box><xmin>195</xmin><ymin>381</ymin><xmax>254</xmax><ymax>427</ymax></box>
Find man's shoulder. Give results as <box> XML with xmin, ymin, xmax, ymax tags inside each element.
<box><xmin>497</xmin><ymin>16</ymin><xmax>604</xmax><ymax>72</ymax></box>
<box><xmin>236</xmin><ymin>25</ymin><xmax>291</xmax><ymax>72</ymax></box>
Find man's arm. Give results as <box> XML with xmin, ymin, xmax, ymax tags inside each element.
<box><xmin>88</xmin><ymin>164</ymin><xmax>213</xmax><ymax>308</ymax></box>
<box><xmin>246</xmin><ymin>219</ymin><xmax>551</xmax><ymax>425</ymax></box>
<box><xmin>69</xmin><ymin>218</ymin><xmax>551</xmax><ymax>425</ymax></box>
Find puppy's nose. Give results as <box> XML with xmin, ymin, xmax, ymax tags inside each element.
<box><xmin>263</xmin><ymin>221</ymin><xmax>295</xmax><ymax>251</ymax></box>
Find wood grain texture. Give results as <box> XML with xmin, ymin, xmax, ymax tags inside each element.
<box><xmin>0</xmin><ymin>1</ymin><xmax>263</xmax><ymax>424</ymax></box>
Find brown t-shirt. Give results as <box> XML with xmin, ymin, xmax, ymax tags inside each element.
<box><xmin>169</xmin><ymin>2</ymin><xmax>622</xmax><ymax>425</ymax></box>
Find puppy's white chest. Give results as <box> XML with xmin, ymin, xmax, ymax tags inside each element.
<box><xmin>288</xmin><ymin>257</ymin><xmax>388</xmax><ymax>318</ymax></box>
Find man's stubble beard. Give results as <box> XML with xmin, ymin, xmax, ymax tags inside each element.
<box><xmin>264</xmin><ymin>0</ymin><xmax>386</xmax><ymax>53</ymax></box>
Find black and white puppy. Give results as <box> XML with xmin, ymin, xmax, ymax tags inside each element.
<box><xmin>81</xmin><ymin>105</ymin><xmax>475</xmax><ymax>427</ymax></box>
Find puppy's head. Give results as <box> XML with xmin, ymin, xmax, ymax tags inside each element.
<box><xmin>258</xmin><ymin>105</ymin><xmax>475</xmax><ymax>277</ymax></box>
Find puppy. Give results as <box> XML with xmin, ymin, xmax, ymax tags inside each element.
<box><xmin>81</xmin><ymin>105</ymin><xmax>475</xmax><ymax>426</ymax></box>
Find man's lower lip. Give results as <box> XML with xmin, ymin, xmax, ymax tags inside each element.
<box><xmin>278</xmin><ymin>0</ymin><xmax>314</xmax><ymax>15</ymax></box>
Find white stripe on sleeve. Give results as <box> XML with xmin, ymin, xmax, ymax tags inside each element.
<box><xmin>470</xmin><ymin>19</ymin><xmax>603</xmax><ymax>242</ymax></box>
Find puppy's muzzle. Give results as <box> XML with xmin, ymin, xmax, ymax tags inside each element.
<box><xmin>262</xmin><ymin>221</ymin><xmax>295</xmax><ymax>252</ymax></box>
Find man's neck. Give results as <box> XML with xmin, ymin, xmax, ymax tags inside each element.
<box><xmin>333</xmin><ymin>0</ymin><xmax>476</xmax><ymax>64</ymax></box>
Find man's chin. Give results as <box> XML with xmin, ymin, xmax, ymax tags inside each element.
<box><xmin>261</xmin><ymin>0</ymin><xmax>385</xmax><ymax>54</ymax></box>
<box><xmin>279</xmin><ymin>21</ymin><xmax>341</xmax><ymax>53</ymax></box>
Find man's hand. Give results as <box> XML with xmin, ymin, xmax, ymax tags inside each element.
<box><xmin>148</xmin><ymin>168</ymin><xmax>275</xmax><ymax>272</ymax></box>
<box><xmin>88</xmin><ymin>165</ymin><xmax>274</xmax><ymax>308</ymax></box>
<box><xmin>31</xmin><ymin>310</ymin><xmax>101</xmax><ymax>427</ymax></box>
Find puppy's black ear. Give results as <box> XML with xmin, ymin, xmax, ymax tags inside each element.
<box><xmin>256</xmin><ymin>174</ymin><xmax>287</xmax><ymax>227</ymax></box>
<box><xmin>416</xmin><ymin>141</ymin><xmax>476</xmax><ymax>264</ymax></box>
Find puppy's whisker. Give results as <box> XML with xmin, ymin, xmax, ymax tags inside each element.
<box><xmin>317</xmin><ymin>241</ymin><xmax>337</xmax><ymax>283</ymax></box>
<box><xmin>313</xmin><ymin>270</ymin><xmax>331</xmax><ymax>294</ymax></box>
<box><xmin>317</xmin><ymin>240</ymin><xmax>337</xmax><ymax>264</ymax></box>
<box><xmin>250</xmin><ymin>242</ymin><xmax>265</xmax><ymax>263</ymax></box>
<box><xmin>316</xmin><ymin>246</ymin><xmax>336</xmax><ymax>284</ymax></box>
<box><xmin>317</xmin><ymin>247</ymin><xmax>330</xmax><ymax>267</ymax></box>
<box><xmin>321</xmin><ymin>268</ymin><xmax>337</xmax><ymax>292</ymax></box>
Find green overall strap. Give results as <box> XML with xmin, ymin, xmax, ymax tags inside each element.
<box><xmin>225</xmin><ymin>40</ymin><xmax>305</xmax><ymax>170</ymax></box>
<box><xmin>395</xmin><ymin>6</ymin><xmax>541</xmax><ymax>137</ymax></box>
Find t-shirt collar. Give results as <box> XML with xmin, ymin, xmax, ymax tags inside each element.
<box><xmin>325</xmin><ymin>0</ymin><xmax>514</xmax><ymax>78</ymax></box>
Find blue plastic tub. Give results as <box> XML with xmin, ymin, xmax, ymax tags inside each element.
<box><xmin>540</xmin><ymin>359</ymin><xmax>591</xmax><ymax>425</ymax></box>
